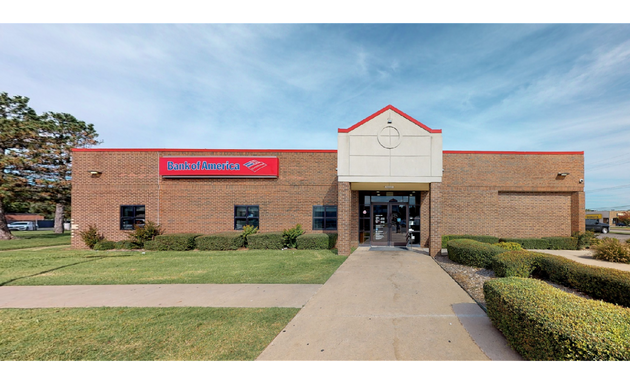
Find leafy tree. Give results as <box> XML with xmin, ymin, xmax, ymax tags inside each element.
<box><xmin>618</xmin><ymin>211</ymin><xmax>630</xmax><ymax>226</ymax></box>
<box><xmin>0</xmin><ymin>92</ymin><xmax>99</xmax><ymax>239</ymax></box>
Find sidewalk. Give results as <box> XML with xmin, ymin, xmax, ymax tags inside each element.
<box><xmin>533</xmin><ymin>249</ymin><xmax>630</xmax><ymax>272</ymax></box>
<box><xmin>257</xmin><ymin>247</ymin><xmax>521</xmax><ymax>361</ymax></box>
<box><xmin>0</xmin><ymin>284</ymin><xmax>321</xmax><ymax>308</ymax></box>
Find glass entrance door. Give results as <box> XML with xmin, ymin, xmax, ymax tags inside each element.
<box><xmin>371</xmin><ymin>202</ymin><xmax>409</xmax><ymax>246</ymax></box>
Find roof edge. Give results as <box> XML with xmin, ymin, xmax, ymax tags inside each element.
<box><xmin>338</xmin><ymin>105</ymin><xmax>441</xmax><ymax>134</ymax></box>
<box><xmin>444</xmin><ymin>150</ymin><xmax>584</xmax><ymax>155</ymax></box>
<box><xmin>72</xmin><ymin>148</ymin><xmax>337</xmax><ymax>153</ymax></box>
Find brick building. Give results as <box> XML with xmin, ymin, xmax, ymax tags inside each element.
<box><xmin>71</xmin><ymin>105</ymin><xmax>585</xmax><ymax>256</ymax></box>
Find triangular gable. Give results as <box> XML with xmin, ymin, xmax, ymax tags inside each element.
<box><xmin>338</xmin><ymin>105</ymin><xmax>441</xmax><ymax>134</ymax></box>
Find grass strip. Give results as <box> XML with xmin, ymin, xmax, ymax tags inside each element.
<box><xmin>0</xmin><ymin>248</ymin><xmax>347</xmax><ymax>286</ymax></box>
<box><xmin>0</xmin><ymin>307</ymin><xmax>298</xmax><ymax>360</ymax></box>
<box><xmin>0</xmin><ymin>232</ymin><xmax>71</xmax><ymax>251</ymax></box>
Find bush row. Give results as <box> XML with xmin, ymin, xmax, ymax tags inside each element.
<box><xmin>493</xmin><ymin>249</ymin><xmax>630</xmax><ymax>307</ymax></box>
<box><xmin>442</xmin><ymin>234</ymin><xmax>581</xmax><ymax>250</ymax></box>
<box><xmin>450</xmin><ymin>240</ymin><xmax>630</xmax><ymax>308</ymax></box>
<box><xmin>484</xmin><ymin>277</ymin><xmax>630</xmax><ymax>360</ymax></box>
<box><xmin>448</xmin><ymin>239</ymin><xmax>630</xmax><ymax>360</ymax></box>
<box><xmin>99</xmin><ymin>232</ymin><xmax>338</xmax><ymax>251</ymax></box>
<box><xmin>446</xmin><ymin>239</ymin><xmax>508</xmax><ymax>268</ymax></box>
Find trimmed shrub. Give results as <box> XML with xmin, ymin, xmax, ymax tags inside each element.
<box><xmin>78</xmin><ymin>224</ymin><xmax>105</xmax><ymax>249</ymax></box>
<box><xmin>536</xmin><ymin>254</ymin><xmax>630</xmax><ymax>307</ymax></box>
<box><xmin>446</xmin><ymin>239</ymin><xmax>507</xmax><ymax>268</ymax></box>
<box><xmin>441</xmin><ymin>235</ymin><xmax>499</xmax><ymax>248</ymax></box>
<box><xmin>240</xmin><ymin>225</ymin><xmax>258</xmax><ymax>247</ymax></box>
<box><xmin>493</xmin><ymin>242</ymin><xmax>523</xmax><ymax>251</ymax></box>
<box><xmin>114</xmin><ymin>240</ymin><xmax>141</xmax><ymax>250</ymax></box>
<box><xmin>247</xmin><ymin>232</ymin><xmax>284</xmax><ymax>250</ymax></box>
<box><xmin>500</xmin><ymin>237</ymin><xmax>550</xmax><ymax>250</ymax></box>
<box><xmin>327</xmin><ymin>232</ymin><xmax>338</xmax><ymax>249</ymax></box>
<box><xmin>297</xmin><ymin>233</ymin><xmax>329</xmax><ymax>250</ymax></box>
<box><xmin>282</xmin><ymin>224</ymin><xmax>304</xmax><ymax>249</ymax></box>
<box><xmin>93</xmin><ymin>240</ymin><xmax>116</xmax><ymax>251</ymax></box>
<box><xmin>484</xmin><ymin>277</ymin><xmax>630</xmax><ymax>360</ymax></box>
<box><xmin>492</xmin><ymin>250</ymin><xmax>545</xmax><ymax>278</ymax></box>
<box><xmin>195</xmin><ymin>232</ymin><xmax>244</xmax><ymax>251</ymax></box>
<box><xmin>542</xmin><ymin>236</ymin><xmax>578</xmax><ymax>250</ymax></box>
<box><xmin>152</xmin><ymin>233</ymin><xmax>202</xmax><ymax>251</ymax></box>
<box><xmin>143</xmin><ymin>240</ymin><xmax>158</xmax><ymax>251</ymax></box>
<box><xmin>592</xmin><ymin>237</ymin><xmax>630</xmax><ymax>263</ymax></box>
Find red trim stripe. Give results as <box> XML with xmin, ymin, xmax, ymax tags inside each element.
<box><xmin>73</xmin><ymin>148</ymin><xmax>583</xmax><ymax>155</ymax></box>
<box><xmin>72</xmin><ymin>148</ymin><xmax>338</xmax><ymax>153</ymax></box>
<box><xmin>444</xmin><ymin>150</ymin><xmax>584</xmax><ymax>155</ymax></box>
<box><xmin>338</xmin><ymin>105</ymin><xmax>442</xmax><ymax>134</ymax></box>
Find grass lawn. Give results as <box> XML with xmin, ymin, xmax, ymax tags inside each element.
<box><xmin>0</xmin><ymin>247</ymin><xmax>347</xmax><ymax>286</ymax></box>
<box><xmin>0</xmin><ymin>307</ymin><xmax>298</xmax><ymax>360</ymax></box>
<box><xmin>0</xmin><ymin>231</ymin><xmax>71</xmax><ymax>251</ymax></box>
<box><xmin>0</xmin><ymin>246</ymin><xmax>343</xmax><ymax>361</ymax></box>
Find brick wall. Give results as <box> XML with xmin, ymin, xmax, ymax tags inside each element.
<box><xmin>441</xmin><ymin>152</ymin><xmax>584</xmax><ymax>239</ymax></box>
<box><xmin>72</xmin><ymin>150</ymin><xmax>338</xmax><ymax>248</ymax></box>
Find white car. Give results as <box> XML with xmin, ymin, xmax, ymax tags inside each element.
<box><xmin>8</xmin><ymin>221</ymin><xmax>37</xmax><ymax>231</ymax></box>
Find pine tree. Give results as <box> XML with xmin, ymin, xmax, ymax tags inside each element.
<box><xmin>0</xmin><ymin>92</ymin><xmax>99</xmax><ymax>239</ymax></box>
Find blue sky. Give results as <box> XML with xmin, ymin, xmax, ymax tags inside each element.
<box><xmin>1</xmin><ymin>23</ymin><xmax>629</xmax><ymax>210</ymax></box>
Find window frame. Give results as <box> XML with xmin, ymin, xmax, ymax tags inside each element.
<box><xmin>312</xmin><ymin>205</ymin><xmax>338</xmax><ymax>230</ymax></box>
<box><xmin>234</xmin><ymin>205</ymin><xmax>260</xmax><ymax>230</ymax></box>
<box><xmin>120</xmin><ymin>205</ymin><xmax>146</xmax><ymax>230</ymax></box>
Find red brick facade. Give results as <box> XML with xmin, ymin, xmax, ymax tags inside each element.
<box><xmin>72</xmin><ymin>149</ymin><xmax>584</xmax><ymax>255</ymax></box>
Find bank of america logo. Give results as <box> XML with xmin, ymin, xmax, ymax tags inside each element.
<box><xmin>244</xmin><ymin>160</ymin><xmax>268</xmax><ymax>172</ymax></box>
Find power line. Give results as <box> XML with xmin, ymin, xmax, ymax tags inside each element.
<box><xmin>584</xmin><ymin>183</ymin><xmax>630</xmax><ymax>193</ymax></box>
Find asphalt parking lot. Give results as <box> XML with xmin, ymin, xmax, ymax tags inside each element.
<box><xmin>601</xmin><ymin>231</ymin><xmax>630</xmax><ymax>241</ymax></box>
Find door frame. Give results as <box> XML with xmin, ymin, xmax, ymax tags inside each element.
<box><xmin>370</xmin><ymin>202</ymin><xmax>409</xmax><ymax>247</ymax></box>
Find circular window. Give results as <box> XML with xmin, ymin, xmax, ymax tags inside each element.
<box><xmin>377</xmin><ymin>126</ymin><xmax>401</xmax><ymax>149</ymax></box>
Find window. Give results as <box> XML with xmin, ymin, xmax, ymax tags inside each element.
<box><xmin>313</xmin><ymin>205</ymin><xmax>337</xmax><ymax>230</ymax></box>
<box><xmin>120</xmin><ymin>205</ymin><xmax>145</xmax><ymax>230</ymax></box>
<box><xmin>234</xmin><ymin>205</ymin><xmax>259</xmax><ymax>230</ymax></box>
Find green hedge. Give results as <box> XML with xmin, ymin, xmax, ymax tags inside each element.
<box><xmin>446</xmin><ymin>239</ymin><xmax>507</xmax><ymax>268</ymax></box>
<box><xmin>143</xmin><ymin>240</ymin><xmax>158</xmax><ymax>250</ymax></box>
<box><xmin>93</xmin><ymin>240</ymin><xmax>116</xmax><ymax>250</ymax></box>
<box><xmin>195</xmin><ymin>232</ymin><xmax>244</xmax><ymax>251</ymax></box>
<box><xmin>492</xmin><ymin>250</ymin><xmax>546</xmax><ymax>278</ymax></box>
<box><xmin>441</xmin><ymin>235</ymin><xmax>499</xmax><ymax>248</ymax></box>
<box><xmin>500</xmin><ymin>237</ymin><xmax>550</xmax><ymax>249</ymax></box>
<box><xmin>484</xmin><ymin>277</ymin><xmax>630</xmax><ymax>360</ymax></box>
<box><xmin>326</xmin><ymin>233</ymin><xmax>338</xmax><ymax>249</ymax></box>
<box><xmin>114</xmin><ymin>240</ymin><xmax>141</xmax><ymax>250</ymax></box>
<box><xmin>152</xmin><ymin>233</ymin><xmax>202</xmax><ymax>251</ymax></box>
<box><xmin>247</xmin><ymin>232</ymin><xmax>284</xmax><ymax>250</ymax></box>
<box><xmin>486</xmin><ymin>248</ymin><xmax>630</xmax><ymax>308</ymax></box>
<box><xmin>537</xmin><ymin>255</ymin><xmax>630</xmax><ymax>308</ymax></box>
<box><xmin>497</xmin><ymin>237</ymin><xmax>578</xmax><ymax>250</ymax></box>
<box><xmin>297</xmin><ymin>233</ymin><xmax>329</xmax><ymax>249</ymax></box>
<box><xmin>542</xmin><ymin>237</ymin><xmax>578</xmax><ymax>250</ymax></box>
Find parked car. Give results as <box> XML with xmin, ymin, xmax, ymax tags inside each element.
<box><xmin>8</xmin><ymin>221</ymin><xmax>37</xmax><ymax>231</ymax></box>
<box><xmin>617</xmin><ymin>222</ymin><xmax>628</xmax><ymax>227</ymax></box>
<box><xmin>585</xmin><ymin>219</ymin><xmax>609</xmax><ymax>234</ymax></box>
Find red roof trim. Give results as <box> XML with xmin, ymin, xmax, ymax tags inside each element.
<box><xmin>444</xmin><ymin>150</ymin><xmax>584</xmax><ymax>155</ymax></box>
<box><xmin>72</xmin><ymin>148</ymin><xmax>337</xmax><ymax>153</ymax></box>
<box><xmin>338</xmin><ymin>105</ymin><xmax>441</xmax><ymax>134</ymax></box>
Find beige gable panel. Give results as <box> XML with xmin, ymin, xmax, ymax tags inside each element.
<box><xmin>338</xmin><ymin>107</ymin><xmax>443</xmax><ymax>183</ymax></box>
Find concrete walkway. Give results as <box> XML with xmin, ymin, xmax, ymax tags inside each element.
<box><xmin>0</xmin><ymin>284</ymin><xmax>321</xmax><ymax>308</ymax></box>
<box><xmin>257</xmin><ymin>247</ymin><xmax>521</xmax><ymax>361</ymax></box>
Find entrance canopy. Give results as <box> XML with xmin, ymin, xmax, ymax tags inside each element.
<box><xmin>337</xmin><ymin>105</ymin><xmax>443</xmax><ymax>184</ymax></box>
